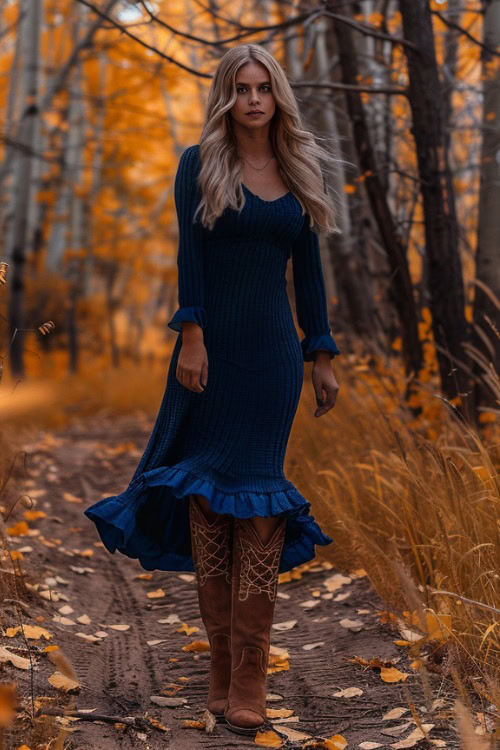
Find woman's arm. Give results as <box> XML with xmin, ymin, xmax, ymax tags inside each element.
<box><xmin>291</xmin><ymin>214</ymin><xmax>340</xmax><ymax>362</ymax></box>
<box><xmin>168</xmin><ymin>145</ymin><xmax>208</xmax><ymax>393</ymax></box>
<box><xmin>167</xmin><ymin>145</ymin><xmax>207</xmax><ymax>333</ymax></box>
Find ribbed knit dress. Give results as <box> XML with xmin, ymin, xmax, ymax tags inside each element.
<box><xmin>84</xmin><ymin>144</ymin><xmax>341</xmax><ymax>574</ymax></box>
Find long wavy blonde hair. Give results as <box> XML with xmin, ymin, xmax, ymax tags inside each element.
<box><xmin>194</xmin><ymin>44</ymin><xmax>343</xmax><ymax>235</ymax></box>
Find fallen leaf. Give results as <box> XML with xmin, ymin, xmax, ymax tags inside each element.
<box><xmin>325</xmin><ymin>734</ymin><xmax>348</xmax><ymax>749</ymax></box>
<box><xmin>75</xmin><ymin>633</ymin><xmax>101</xmax><ymax>642</ymax></box>
<box><xmin>52</xmin><ymin>616</ymin><xmax>76</xmax><ymax>626</ymax></box>
<box><xmin>5</xmin><ymin>625</ymin><xmax>52</xmax><ymax>640</ymax></box>
<box><xmin>333</xmin><ymin>592</ymin><xmax>351</xmax><ymax>601</ymax></box>
<box><xmin>136</xmin><ymin>573</ymin><xmax>153</xmax><ymax>580</ymax></box>
<box><xmin>94</xmin><ymin>631</ymin><xmax>108</xmax><ymax>638</ymax></box>
<box><xmin>255</xmin><ymin>728</ymin><xmax>282</xmax><ymax>747</ymax></box>
<box><xmin>6</xmin><ymin>521</ymin><xmax>29</xmax><ymax>536</ymax></box>
<box><xmin>182</xmin><ymin>719</ymin><xmax>205</xmax><ymax>729</ymax></box>
<box><xmin>383</xmin><ymin>707</ymin><xmax>410</xmax><ymax>720</ymax></box>
<box><xmin>48</xmin><ymin>672</ymin><xmax>80</xmax><ymax>693</ymax></box>
<box><xmin>266</xmin><ymin>693</ymin><xmax>284</xmax><ymax>702</ymax></box>
<box><xmin>391</xmin><ymin>724</ymin><xmax>434</xmax><ymax>748</ymax></box>
<box><xmin>359</xmin><ymin>743</ymin><xmax>383</xmax><ymax>749</ymax></box>
<box><xmin>24</xmin><ymin>510</ymin><xmax>47</xmax><ymax>520</ymax></box>
<box><xmin>77</xmin><ymin>614</ymin><xmax>91</xmax><ymax>625</ymax></box>
<box><xmin>150</xmin><ymin>695</ymin><xmax>187</xmax><ymax>707</ymax></box>
<box><xmin>147</xmin><ymin>639</ymin><xmax>167</xmax><ymax>646</ymax></box>
<box><xmin>176</xmin><ymin>623</ymin><xmax>200</xmax><ymax>636</ymax></box>
<box><xmin>333</xmin><ymin>687</ymin><xmax>363</xmax><ymax>698</ymax></box>
<box><xmin>70</xmin><ymin>566</ymin><xmax>94</xmax><ymax>575</ymax></box>
<box><xmin>272</xmin><ymin>620</ymin><xmax>297</xmax><ymax>631</ymax></box>
<box><xmin>380</xmin><ymin>721</ymin><xmax>413</xmax><ymax>736</ymax></box>
<box><xmin>266</xmin><ymin>708</ymin><xmax>294</xmax><ymax>718</ymax></box>
<box><xmin>339</xmin><ymin>618</ymin><xmax>363</xmax><ymax>632</ymax></box>
<box><xmin>58</xmin><ymin>605</ymin><xmax>74</xmax><ymax>615</ymax></box>
<box><xmin>273</xmin><ymin>726</ymin><xmax>312</xmax><ymax>741</ymax></box>
<box><xmin>146</xmin><ymin>588</ymin><xmax>165</xmax><ymax>599</ymax></box>
<box><xmin>182</xmin><ymin>640</ymin><xmax>210</xmax><ymax>652</ymax></box>
<box><xmin>300</xmin><ymin>600</ymin><xmax>320</xmax><ymax>609</ymax></box>
<box><xmin>324</xmin><ymin>573</ymin><xmax>351</xmax><ymax>592</ymax></box>
<box><xmin>107</xmin><ymin>624</ymin><xmax>130</xmax><ymax>631</ymax></box>
<box><xmin>158</xmin><ymin>614</ymin><xmax>181</xmax><ymax>625</ymax></box>
<box><xmin>302</xmin><ymin>642</ymin><xmax>325</xmax><ymax>650</ymax></box>
<box><xmin>63</xmin><ymin>492</ymin><xmax>82</xmax><ymax>504</ymax></box>
<box><xmin>380</xmin><ymin>667</ymin><xmax>410</xmax><ymax>683</ymax></box>
<box><xmin>148</xmin><ymin>716</ymin><xmax>170</xmax><ymax>732</ymax></box>
<box><xmin>178</xmin><ymin>574</ymin><xmax>195</xmax><ymax>583</ymax></box>
<box><xmin>0</xmin><ymin>647</ymin><xmax>30</xmax><ymax>670</ymax></box>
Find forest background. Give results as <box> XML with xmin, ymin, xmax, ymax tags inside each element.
<box><xmin>0</xmin><ymin>0</ymin><xmax>499</xmax><ymax>742</ymax></box>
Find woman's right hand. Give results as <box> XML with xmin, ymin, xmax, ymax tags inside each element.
<box><xmin>176</xmin><ymin>322</ymin><xmax>208</xmax><ymax>392</ymax></box>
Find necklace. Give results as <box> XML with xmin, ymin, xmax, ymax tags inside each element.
<box><xmin>239</xmin><ymin>154</ymin><xmax>275</xmax><ymax>171</ymax></box>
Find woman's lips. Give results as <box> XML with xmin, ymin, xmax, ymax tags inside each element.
<box><xmin>247</xmin><ymin>112</ymin><xmax>264</xmax><ymax>117</ymax></box>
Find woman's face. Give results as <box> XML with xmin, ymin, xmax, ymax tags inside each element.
<box><xmin>230</xmin><ymin>61</ymin><xmax>276</xmax><ymax>131</ymax></box>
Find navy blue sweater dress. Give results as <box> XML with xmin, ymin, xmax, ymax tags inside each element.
<box><xmin>84</xmin><ymin>144</ymin><xmax>340</xmax><ymax>574</ymax></box>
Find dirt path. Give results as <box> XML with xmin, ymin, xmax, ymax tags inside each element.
<box><xmin>2</xmin><ymin>415</ymin><xmax>471</xmax><ymax>749</ymax></box>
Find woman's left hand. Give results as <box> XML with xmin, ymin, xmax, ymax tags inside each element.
<box><xmin>311</xmin><ymin>351</ymin><xmax>340</xmax><ymax>417</ymax></box>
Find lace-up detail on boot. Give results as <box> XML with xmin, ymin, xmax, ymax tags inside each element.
<box><xmin>189</xmin><ymin>498</ymin><xmax>232</xmax><ymax>586</ymax></box>
<box><xmin>237</xmin><ymin>524</ymin><xmax>283</xmax><ymax>602</ymax></box>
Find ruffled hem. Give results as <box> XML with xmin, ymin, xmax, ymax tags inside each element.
<box><xmin>83</xmin><ymin>465</ymin><xmax>333</xmax><ymax>574</ymax></box>
<box><xmin>168</xmin><ymin>305</ymin><xmax>207</xmax><ymax>332</ymax></box>
<box><xmin>301</xmin><ymin>331</ymin><xmax>340</xmax><ymax>362</ymax></box>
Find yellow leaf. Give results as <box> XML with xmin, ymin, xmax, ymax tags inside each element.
<box><xmin>182</xmin><ymin>640</ymin><xmax>210</xmax><ymax>652</ymax></box>
<box><xmin>23</xmin><ymin>510</ymin><xmax>46</xmax><ymax>520</ymax></box>
<box><xmin>325</xmin><ymin>735</ymin><xmax>348</xmax><ymax>750</ymax></box>
<box><xmin>380</xmin><ymin>666</ymin><xmax>409</xmax><ymax>682</ymax></box>
<box><xmin>176</xmin><ymin>623</ymin><xmax>200</xmax><ymax>636</ymax></box>
<box><xmin>5</xmin><ymin>625</ymin><xmax>52</xmax><ymax>640</ymax></box>
<box><xmin>7</xmin><ymin>521</ymin><xmax>29</xmax><ymax>536</ymax></box>
<box><xmin>344</xmin><ymin>184</ymin><xmax>357</xmax><ymax>194</ymax></box>
<box><xmin>425</xmin><ymin>611</ymin><xmax>451</xmax><ymax>640</ymax></box>
<box><xmin>255</xmin><ymin>729</ymin><xmax>283</xmax><ymax>747</ymax></box>
<box><xmin>146</xmin><ymin>588</ymin><xmax>165</xmax><ymax>599</ymax></box>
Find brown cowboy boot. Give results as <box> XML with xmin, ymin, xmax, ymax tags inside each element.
<box><xmin>188</xmin><ymin>495</ymin><xmax>233</xmax><ymax>720</ymax></box>
<box><xmin>224</xmin><ymin>515</ymin><xmax>287</xmax><ymax>736</ymax></box>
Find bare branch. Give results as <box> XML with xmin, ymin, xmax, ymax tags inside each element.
<box><xmin>431</xmin><ymin>9</ymin><xmax>500</xmax><ymax>58</ymax></box>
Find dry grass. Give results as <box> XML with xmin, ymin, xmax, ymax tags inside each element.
<box><xmin>288</xmin><ymin>351</ymin><xmax>500</xmax><ymax>707</ymax></box>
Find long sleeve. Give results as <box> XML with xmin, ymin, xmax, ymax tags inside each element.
<box><xmin>291</xmin><ymin>214</ymin><xmax>340</xmax><ymax>362</ymax></box>
<box><xmin>167</xmin><ymin>145</ymin><xmax>207</xmax><ymax>333</ymax></box>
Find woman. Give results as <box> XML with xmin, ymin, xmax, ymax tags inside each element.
<box><xmin>84</xmin><ymin>43</ymin><xmax>341</xmax><ymax>737</ymax></box>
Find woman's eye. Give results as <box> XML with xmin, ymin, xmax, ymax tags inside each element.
<box><xmin>236</xmin><ymin>85</ymin><xmax>271</xmax><ymax>93</ymax></box>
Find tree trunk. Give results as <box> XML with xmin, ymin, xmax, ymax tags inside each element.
<box><xmin>398</xmin><ymin>0</ymin><xmax>473</xmax><ymax>416</ymax></box>
<box><xmin>332</xmin><ymin>12</ymin><xmax>423</xmax><ymax>380</ymax></box>
<box><xmin>472</xmin><ymin>0</ymin><xmax>500</xmax><ymax>408</ymax></box>
<box><xmin>6</xmin><ymin>0</ymin><xmax>42</xmax><ymax>377</ymax></box>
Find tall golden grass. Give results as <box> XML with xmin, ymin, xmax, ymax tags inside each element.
<box><xmin>289</xmin><ymin>351</ymin><xmax>499</xmax><ymax>706</ymax></box>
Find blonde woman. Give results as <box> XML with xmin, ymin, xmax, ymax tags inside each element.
<box><xmin>84</xmin><ymin>43</ymin><xmax>341</xmax><ymax>737</ymax></box>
